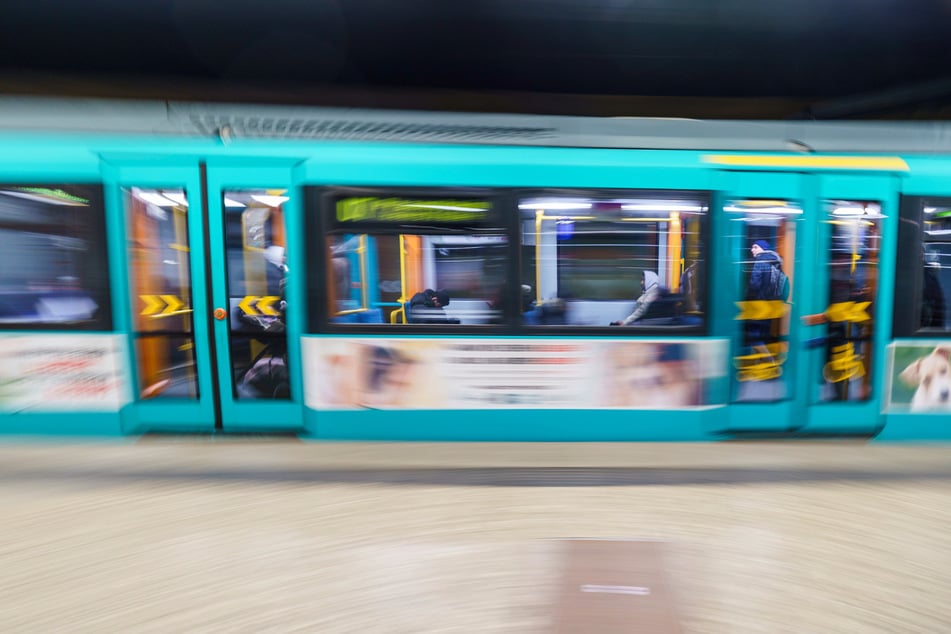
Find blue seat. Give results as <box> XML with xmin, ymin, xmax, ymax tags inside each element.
<box><xmin>356</xmin><ymin>308</ymin><xmax>384</xmax><ymax>324</ymax></box>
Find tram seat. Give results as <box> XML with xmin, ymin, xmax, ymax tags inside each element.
<box><xmin>331</xmin><ymin>308</ymin><xmax>383</xmax><ymax>324</ymax></box>
<box><xmin>444</xmin><ymin>299</ymin><xmax>493</xmax><ymax>324</ymax></box>
<box><xmin>634</xmin><ymin>292</ymin><xmax>688</xmax><ymax>326</ymax></box>
<box><xmin>405</xmin><ymin>302</ymin><xmax>460</xmax><ymax>325</ymax></box>
<box><xmin>522</xmin><ymin>299</ymin><xmax>567</xmax><ymax>325</ymax></box>
<box><xmin>0</xmin><ymin>293</ymin><xmax>39</xmax><ymax>320</ymax></box>
<box><xmin>356</xmin><ymin>308</ymin><xmax>383</xmax><ymax>323</ymax></box>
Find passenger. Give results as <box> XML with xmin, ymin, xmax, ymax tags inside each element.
<box><xmin>611</xmin><ymin>271</ymin><xmax>663</xmax><ymax>326</ymax></box>
<box><xmin>408</xmin><ymin>288</ymin><xmax>451</xmax><ymax>323</ymax></box>
<box><xmin>748</xmin><ymin>240</ymin><xmax>785</xmax><ymax>301</ymax></box>
<box><xmin>745</xmin><ymin>239</ymin><xmax>784</xmax><ymax>353</ymax></box>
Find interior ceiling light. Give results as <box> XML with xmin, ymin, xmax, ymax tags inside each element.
<box><xmin>162</xmin><ymin>192</ymin><xmax>188</xmax><ymax>206</ymax></box>
<box><xmin>251</xmin><ymin>195</ymin><xmax>290</xmax><ymax>207</ymax></box>
<box><xmin>518</xmin><ymin>202</ymin><xmax>593</xmax><ymax>210</ymax></box>
<box><xmin>139</xmin><ymin>192</ymin><xmax>177</xmax><ymax>207</ymax></box>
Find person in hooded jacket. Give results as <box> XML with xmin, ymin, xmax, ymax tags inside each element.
<box><xmin>407</xmin><ymin>288</ymin><xmax>452</xmax><ymax>323</ymax></box>
<box><xmin>748</xmin><ymin>240</ymin><xmax>784</xmax><ymax>300</ymax></box>
<box><xmin>611</xmin><ymin>270</ymin><xmax>663</xmax><ymax>326</ymax></box>
<box><xmin>745</xmin><ymin>240</ymin><xmax>784</xmax><ymax>348</ymax></box>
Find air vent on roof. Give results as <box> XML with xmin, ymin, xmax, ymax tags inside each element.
<box><xmin>188</xmin><ymin>114</ymin><xmax>556</xmax><ymax>144</ymax></box>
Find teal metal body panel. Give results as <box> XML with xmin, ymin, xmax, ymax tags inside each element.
<box><xmin>302</xmin><ymin>408</ymin><xmax>714</xmax><ymax>442</ymax></box>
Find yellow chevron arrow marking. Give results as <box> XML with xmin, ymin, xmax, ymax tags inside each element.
<box><xmin>159</xmin><ymin>294</ymin><xmax>185</xmax><ymax>316</ymax></box>
<box><xmin>825</xmin><ymin>301</ymin><xmax>871</xmax><ymax>323</ymax></box>
<box><xmin>238</xmin><ymin>296</ymin><xmax>260</xmax><ymax>316</ymax></box>
<box><xmin>256</xmin><ymin>295</ymin><xmax>281</xmax><ymax>316</ymax></box>
<box><xmin>735</xmin><ymin>300</ymin><xmax>787</xmax><ymax>320</ymax></box>
<box><xmin>140</xmin><ymin>295</ymin><xmax>165</xmax><ymax>316</ymax></box>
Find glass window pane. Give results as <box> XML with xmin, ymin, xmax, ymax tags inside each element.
<box><xmin>921</xmin><ymin>202</ymin><xmax>951</xmax><ymax>331</ymax></box>
<box><xmin>328</xmin><ymin>232</ymin><xmax>508</xmax><ymax>326</ymax></box>
<box><xmin>0</xmin><ymin>185</ymin><xmax>110</xmax><ymax>329</ymax></box>
<box><xmin>726</xmin><ymin>200</ymin><xmax>799</xmax><ymax>402</ymax></box>
<box><xmin>125</xmin><ymin>187</ymin><xmax>197</xmax><ymax>400</ymax></box>
<box><xmin>819</xmin><ymin>201</ymin><xmax>882</xmax><ymax>402</ymax></box>
<box><xmin>518</xmin><ymin>196</ymin><xmax>706</xmax><ymax>327</ymax></box>
<box><xmin>223</xmin><ymin>190</ymin><xmax>291</xmax><ymax>399</ymax></box>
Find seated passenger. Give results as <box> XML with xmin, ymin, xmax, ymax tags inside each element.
<box><xmin>611</xmin><ymin>271</ymin><xmax>665</xmax><ymax>326</ymax></box>
<box><xmin>407</xmin><ymin>288</ymin><xmax>453</xmax><ymax>323</ymax></box>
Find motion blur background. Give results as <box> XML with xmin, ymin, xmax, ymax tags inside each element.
<box><xmin>3</xmin><ymin>0</ymin><xmax>951</xmax><ymax>119</ymax></box>
<box><xmin>4</xmin><ymin>3</ymin><xmax>951</xmax><ymax>633</ymax></box>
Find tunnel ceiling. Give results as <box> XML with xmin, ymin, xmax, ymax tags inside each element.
<box><xmin>2</xmin><ymin>0</ymin><xmax>951</xmax><ymax>118</ymax></box>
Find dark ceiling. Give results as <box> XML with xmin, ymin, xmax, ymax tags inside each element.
<box><xmin>3</xmin><ymin>0</ymin><xmax>951</xmax><ymax>118</ymax></box>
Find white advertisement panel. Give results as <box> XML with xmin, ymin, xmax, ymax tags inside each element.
<box><xmin>0</xmin><ymin>334</ymin><xmax>129</xmax><ymax>412</ymax></box>
<box><xmin>304</xmin><ymin>337</ymin><xmax>728</xmax><ymax>410</ymax></box>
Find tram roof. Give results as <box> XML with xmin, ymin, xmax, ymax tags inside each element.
<box><xmin>3</xmin><ymin>96</ymin><xmax>951</xmax><ymax>155</ymax></box>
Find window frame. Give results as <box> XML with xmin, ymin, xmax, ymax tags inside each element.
<box><xmin>513</xmin><ymin>187</ymin><xmax>711</xmax><ymax>336</ymax></box>
<box><xmin>305</xmin><ymin>186</ymin><xmax>711</xmax><ymax>336</ymax></box>
<box><xmin>307</xmin><ymin>186</ymin><xmax>519</xmax><ymax>334</ymax></box>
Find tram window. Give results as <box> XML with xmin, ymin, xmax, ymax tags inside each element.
<box><xmin>322</xmin><ymin>193</ymin><xmax>508</xmax><ymax>327</ymax></box>
<box><xmin>0</xmin><ymin>185</ymin><xmax>111</xmax><ymax>330</ymax></box>
<box><xmin>124</xmin><ymin>187</ymin><xmax>198</xmax><ymax>400</ymax></box>
<box><xmin>726</xmin><ymin>200</ymin><xmax>799</xmax><ymax>403</ymax></box>
<box><xmin>518</xmin><ymin>195</ymin><xmax>707</xmax><ymax>328</ymax></box>
<box><xmin>819</xmin><ymin>201</ymin><xmax>883</xmax><ymax>402</ymax></box>
<box><xmin>920</xmin><ymin>204</ymin><xmax>951</xmax><ymax>332</ymax></box>
<box><xmin>894</xmin><ymin>198</ymin><xmax>951</xmax><ymax>336</ymax></box>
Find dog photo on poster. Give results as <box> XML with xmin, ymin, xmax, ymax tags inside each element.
<box><xmin>887</xmin><ymin>343</ymin><xmax>951</xmax><ymax>412</ymax></box>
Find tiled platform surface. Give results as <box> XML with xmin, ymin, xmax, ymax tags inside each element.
<box><xmin>2</xmin><ymin>439</ymin><xmax>951</xmax><ymax>633</ymax></box>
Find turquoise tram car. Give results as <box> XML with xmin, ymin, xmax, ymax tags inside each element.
<box><xmin>0</xmin><ymin>98</ymin><xmax>948</xmax><ymax>440</ymax></box>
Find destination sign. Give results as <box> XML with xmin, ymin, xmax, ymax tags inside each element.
<box><xmin>336</xmin><ymin>197</ymin><xmax>490</xmax><ymax>223</ymax></box>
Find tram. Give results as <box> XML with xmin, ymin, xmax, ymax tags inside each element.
<box><xmin>0</xmin><ymin>97</ymin><xmax>948</xmax><ymax>440</ymax></box>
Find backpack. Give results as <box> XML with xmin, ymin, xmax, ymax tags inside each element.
<box><xmin>768</xmin><ymin>264</ymin><xmax>790</xmax><ymax>301</ymax></box>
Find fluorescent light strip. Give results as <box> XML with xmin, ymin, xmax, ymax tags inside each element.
<box><xmin>251</xmin><ymin>195</ymin><xmax>289</xmax><ymax>206</ymax></box>
<box><xmin>519</xmin><ymin>202</ymin><xmax>593</xmax><ymax>210</ymax></box>
<box><xmin>725</xmin><ymin>206</ymin><xmax>803</xmax><ymax>214</ymax></box>
<box><xmin>620</xmin><ymin>204</ymin><xmax>703</xmax><ymax>212</ymax></box>
<box><xmin>139</xmin><ymin>192</ymin><xmax>176</xmax><ymax>207</ymax></box>
<box><xmin>162</xmin><ymin>192</ymin><xmax>188</xmax><ymax>206</ymax></box>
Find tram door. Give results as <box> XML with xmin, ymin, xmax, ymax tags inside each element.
<box><xmin>106</xmin><ymin>159</ymin><xmax>304</xmax><ymax>432</ymax></box>
<box><xmin>712</xmin><ymin>169</ymin><xmax>899</xmax><ymax>435</ymax></box>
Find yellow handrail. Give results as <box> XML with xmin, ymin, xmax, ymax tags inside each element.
<box><xmin>390</xmin><ymin>234</ymin><xmax>408</xmax><ymax>324</ymax></box>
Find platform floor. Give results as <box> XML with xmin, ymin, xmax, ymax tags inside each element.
<box><xmin>2</xmin><ymin>439</ymin><xmax>951</xmax><ymax>633</ymax></box>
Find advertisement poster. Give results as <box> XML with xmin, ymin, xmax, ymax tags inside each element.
<box><xmin>886</xmin><ymin>342</ymin><xmax>951</xmax><ymax>413</ymax></box>
<box><xmin>304</xmin><ymin>337</ymin><xmax>728</xmax><ymax>410</ymax></box>
<box><xmin>0</xmin><ymin>334</ymin><xmax>128</xmax><ymax>412</ymax></box>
